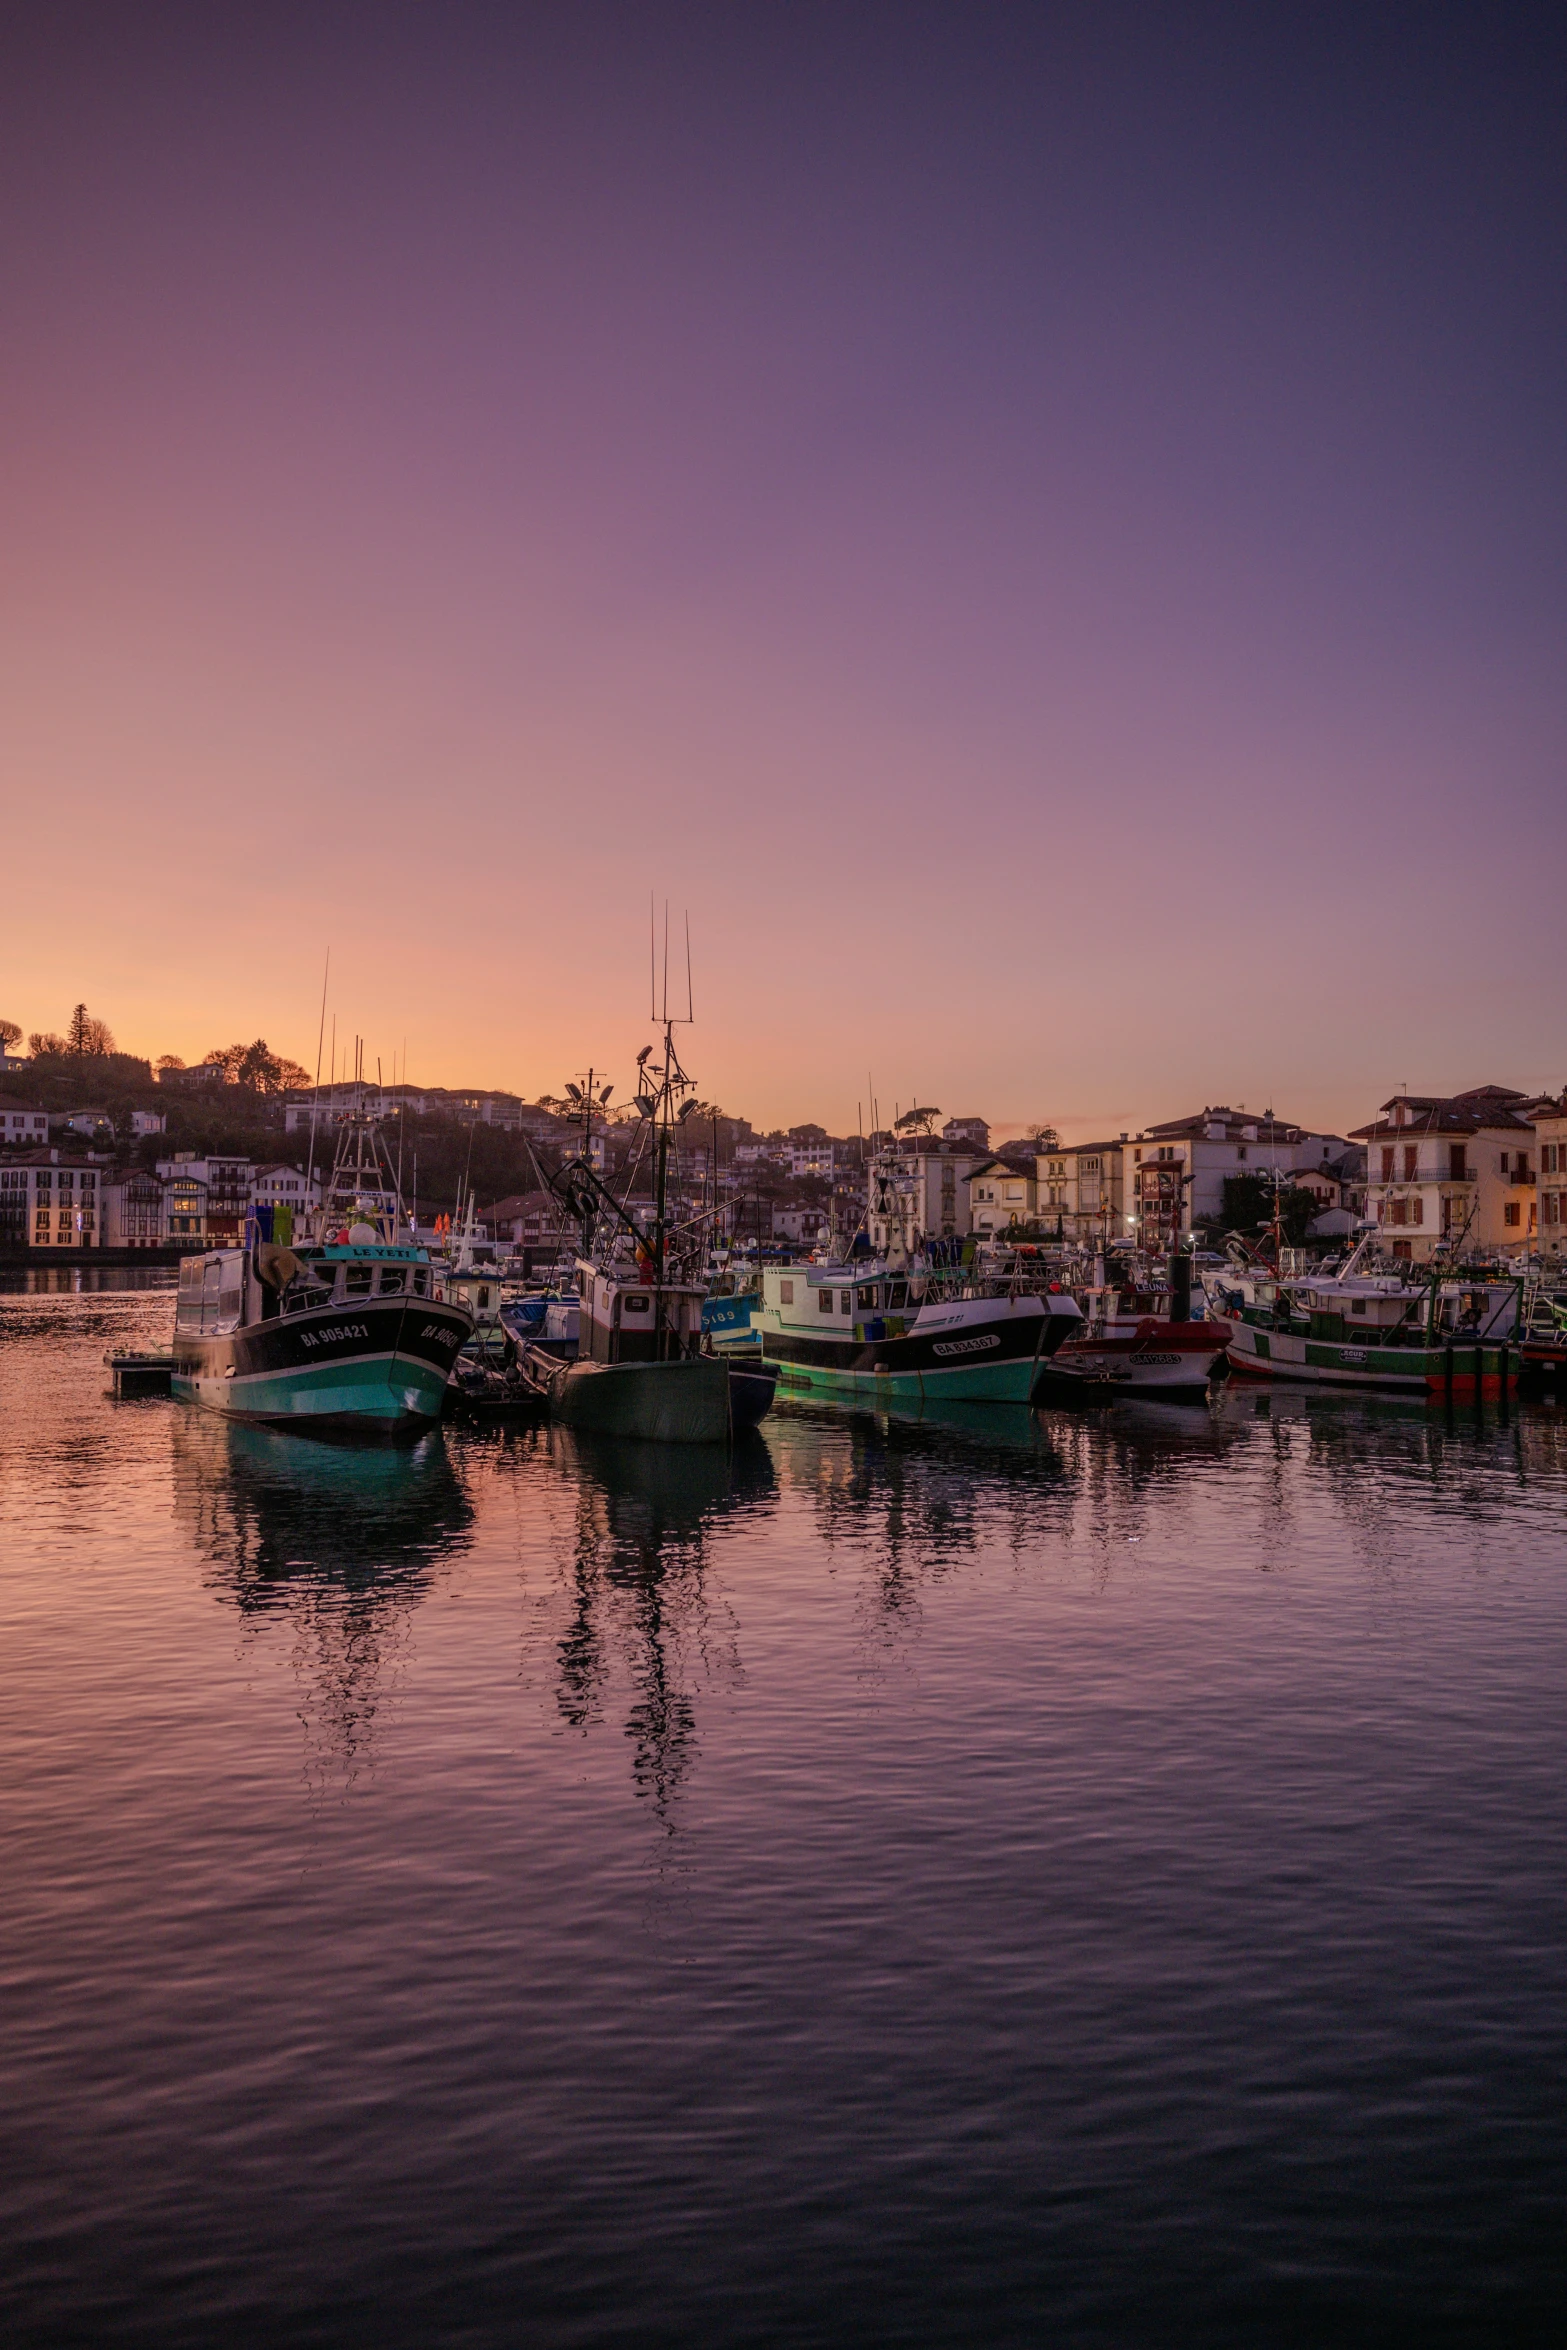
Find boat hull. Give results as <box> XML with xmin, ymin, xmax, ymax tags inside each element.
<box><xmin>537</xmin><ymin>1352</ymin><xmax>738</xmax><ymax>1442</ymax></box>
<box><xmin>1034</xmin><ymin>1319</ymin><xmax>1230</xmax><ymax>1401</ymax></box>
<box><xmin>1226</xmin><ymin>1319</ymin><xmax>1517</xmax><ymax>1397</ymax></box>
<box><xmin>760</xmin><ymin>1302</ymin><xmax>1075</xmax><ymax>1406</ymax></box>
<box><xmin>171</xmin><ymin>1296</ymin><xmax>472</xmax><ymax>1431</ymax></box>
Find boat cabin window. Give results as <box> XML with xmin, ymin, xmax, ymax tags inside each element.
<box><xmin>343</xmin><ymin>1264</ymin><xmax>374</xmax><ymax>1298</ymax></box>
<box><xmin>623</xmin><ymin>1294</ymin><xmax>651</xmax><ymax>1316</ymax></box>
<box><xmin>378</xmin><ymin>1266</ymin><xmax>406</xmax><ymax>1295</ymax></box>
<box><xmin>780</xmin><ymin>1280</ymin><xmax>794</xmax><ymax>1304</ymax></box>
<box><xmin>839</xmin><ymin>1291</ymin><xmax>853</xmax><ymax>1314</ymax></box>
<box><xmin>856</xmin><ymin>1284</ymin><xmax>878</xmax><ymax>1311</ymax></box>
<box><xmin>410</xmin><ymin>1267</ymin><xmax>429</xmax><ymax>1297</ymax></box>
<box><xmin>1351</xmin><ymin>1298</ymin><xmax>1366</xmax><ymax>1314</ymax></box>
<box><xmin>818</xmin><ymin>1287</ymin><xmax>835</xmax><ymax>1313</ymax></box>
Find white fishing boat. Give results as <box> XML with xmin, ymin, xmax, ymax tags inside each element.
<box><xmin>751</xmin><ymin>1261</ymin><xmax>1081</xmax><ymax>1405</ymax></box>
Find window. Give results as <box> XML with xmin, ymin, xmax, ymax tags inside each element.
<box><xmin>623</xmin><ymin>1294</ymin><xmax>651</xmax><ymax>1314</ymax></box>
<box><xmin>378</xmin><ymin>1267</ymin><xmax>406</xmax><ymax>1294</ymax></box>
<box><xmin>779</xmin><ymin>1280</ymin><xmax>794</xmax><ymax>1305</ymax></box>
<box><xmin>1381</xmin><ymin>1148</ymin><xmax>1394</xmax><ymax>1181</ymax></box>
<box><xmin>1504</xmin><ymin>1202</ymin><xmax>1521</xmax><ymax>1228</ymax></box>
<box><xmin>1410</xmin><ymin>1197</ymin><xmax>1423</xmax><ymax>1225</ymax></box>
<box><xmin>1402</xmin><ymin>1146</ymin><xmax>1417</xmax><ymax>1181</ymax></box>
<box><xmin>411</xmin><ymin>1267</ymin><xmax>430</xmax><ymax>1296</ymax></box>
<box><xmin>818</xmin><ymin>1288</ymin><xmax>834</xmax><ymax>1314</ymax></box>
<box><xmin>1391</xmin><ymin>1199</ymin><xmax>1407</xmax><ymax>1226</ymax></box>
<box><xmin>1499</xmin><ymin>1152</ymin><xmax>1511</xmax><ymax>1177</ymax></box>
<box><xmin>344</xmin><ymin>1264</ymin><xmax>373</xmax><ymax>1298</ymax></box>
<box><xmin>1449</xmin><ymin>1145</ymin><xmax>1468</xmax><ymax>1181</ymax></box>
<box><xmin>1237</xmin><ymin>1147</ymin><xmax>1247</xmax><ymax>1163</ymax></box>
<box><xmin>856</xmin><ymin>1285</ymin><xmax>878</xmax><ymax>1310</ymax></box>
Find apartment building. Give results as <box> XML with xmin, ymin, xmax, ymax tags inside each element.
<box><xmin>1353</xmin><ymin>1086</ymin><xmax>1537</xmax><ymax>1261</ymax></box>
<box><xmin>1126</xmin><ymin>1109</ymin><xmax>1351</xmax><ymax>1246</ymax></box>
<box><xmin>866</xmin><ymin>1145</ymin><xmax>979</xmax><ymax>1252</ymax></box>
<box><xmin>1535</xmin><ymin>1094</ymin><xmax>1567</xmax><ymax>1261</ymax></box>
<box><xmin>156</xmin><ymin>1155</ymin><xmax>254</xmax><ymax>1246</ymax></box>
<box><xmin>100</xmin><ymin>1169</ymin><xmax>166</xmax><ymax>1248</ymax></box>
<box><xmin>0</xmin><ymin>1152</ymin><xmax>102</xmax><ymax>1248</ymax></box>
<box><xmin>1034</xmin><ymin>1139</ymin><xmax>1128</xmax><ymax>1242</ymax></box>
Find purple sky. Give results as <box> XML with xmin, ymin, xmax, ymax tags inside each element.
<box><xmin>3</xmin><ymin>4</ymin><xmax>1563</xmax><ymax>1137</ymax></box>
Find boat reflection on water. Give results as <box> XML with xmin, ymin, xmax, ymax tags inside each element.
<box><xmin>175</xmin><ymin>1413</ymin><xmax>475</xmax><ymax>1598</ymax></box>
<box><xmin>540</xmin><ymin>1427</ymin><xmax>778</xmax><ymax>1814</ymax></box>
<box><xmin>173</xmin><ymin>1412</ymin><xmax>474</xmax><ymax>1781</ymax></box>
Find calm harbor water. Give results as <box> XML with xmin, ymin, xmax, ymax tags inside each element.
<box><xmin>2</xmin><ymin>1276</ymin><xmax>1565</xmax><ymax>2346</ymax></box>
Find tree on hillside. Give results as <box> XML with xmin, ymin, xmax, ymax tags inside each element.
<box><xmin>200</xmin><ymin>1039</ymin><xmax>313</xmax><ymax>1093</ymax></box>
<box><xmin>67</xmin><ymin>1003</ymin><xmax>115</xmax><ymax>1055</ymax></box>
<box><xmin>1027</xmin><ymin>1122</ymin><xmax>1061</xmax><ymax>1151</ymax></box>
<box><xmin>894</xmin><ymin>1106</ymin><xmax>942</xmax><ymax>1137</ymax></box>
<box><xmin>156</xmin><ymin>1055</ymin><xmax>186</xmax><ymax>1074</ymax></box>
<box><xmin>0</xmin><ymin>1019</ymin><xmax>20</xmax><ymax>1051</ymax></box>
<box><xmin>28</xmin><ymin>1032</ymin><xmax>68</xmax><ymax>1057</ymax></box>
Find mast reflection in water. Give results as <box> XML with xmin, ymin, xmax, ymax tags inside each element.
<box><xmin>174</xmin><ymin>1413</ymin><xmax>473</xmax><ymax>1781</ymax></box>
<box><xmin>538</xmin><ymin>1427</ymin><xmax>777</xmax><ymax>1814</ymax></box>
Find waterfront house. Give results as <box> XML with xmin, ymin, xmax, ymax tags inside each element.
<box><xmin>0</xmin><ymin>1151</ymin><xmax>102</xmax><ymax>1249</ymax></box>
<box><xmin>943</xmin><ymin>1117</ymin><xmax>990</xmax><ymax>1149</ymax></box>
<box><xmin>1352</xmin><ymin>1086</ymin><xmax>1537</xmax><ymax>1261</ymax></box>
<box><xmin>156</xmin><ymin>1154</ymin><xmax>253</xmax><ymax>1248</ymax></box>
<box><xmin>251</xmin><ymin>1164</ymin><xmax>321</xmax><ymax>1216</ymax></box>
<box><xmin>1531</xmin><ymin>1093</ymin><xmax>1567</xmax><ymax>1262</ymax></box>
<box><xmin>159</xmin><ymin>1161</ymin><xmax>207</xmax><ymax>1245</ymax></box>
<box><xmin>100</xmin><ymin>1168</ymin><xmax>166</xmax><ymax>1248</ymax></box>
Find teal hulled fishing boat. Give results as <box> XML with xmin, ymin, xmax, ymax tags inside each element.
<box><xmin>171</xmin><ymin>1100</ymin><xmax>472</xmax><ymax>1434</ymax></box>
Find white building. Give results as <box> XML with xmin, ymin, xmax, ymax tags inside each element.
<box><xmin>788</xmin><ymin>1140</ymin><xmax>838</xmax><ymax>1178</ymax></box>
<box><xmin>866</xmin><ymin>1145</ymin><xmax>980</xmax><ymax>1253</ymax></box>
<box><xmin>967</xmin><ymin>1157</ymin><xmax>1037</xmax><ymax>1235</ymax></box>
<box><xmin>0</xmin><ymin>1104</ymin><xmax>51</xmax><ymax>1147</ymax></box>
<box><xmin>1353</xmin><ymin>1086</ymin><xmax>1538</xmax><ymax>1262</ymax></box>
<box><xmin>1126</xmin><ymin>1108</ymin><xmax>1352</xmax><ymax>1247</ymax></box>
<box><xmin>1536</xmin><ymin>1094</ymin><xmax>1567</xmax><ymax>1262</ymax></box>
<box><xmin>250</xmin><ymin>1164</ymin><xmax>321</xmax><ymax>1222</ymax></box>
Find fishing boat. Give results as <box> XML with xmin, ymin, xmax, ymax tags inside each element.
<box><xmin>170</xmin><ymin>1102</ymin><xmax>473</xmax><ymax>1433</ymax></box>
<box><xmin>519</xmin><ymin>973</ymin><xmax>776</xmax><ymax>1443</ymax></box>
<box><xmin>1031</xmin><ymin>1250</ymin><xmax>1229</xmax><ymax>1402</ymax></box>
<box><xmin>1216</xmin><ymin>1237</ymin><xmax>1522</xmax><ymax>1397</ymax></box>
<box><xmin>750</xmin><ymin>1261</ymin><xmax>1081</xmax><ymax>1405</ymax></box>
